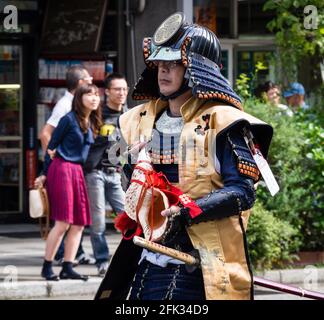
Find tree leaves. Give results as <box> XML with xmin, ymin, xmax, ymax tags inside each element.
<box><xmin>263</xmin><ymin>0</ymin><xmax>324</xmax><ymax>82</ymax></box>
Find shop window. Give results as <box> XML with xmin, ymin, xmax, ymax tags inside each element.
<box><xmin>0</xmin><ymin>45</ymin><xmax>22</xmax><ymax>213</ymax></box>
<box><xmin>238</xmin><ymin>0</ymin><xmax>274</xmax><ymax>35</ymax></box>
<box><xmin>220</xmin><ymin>50</ymin><xmax>229</xmax><ymax>79</ymax></box>
<box><xmin>237</xmin><ymin>49</ymin><xmax>274</xmax><ymax>88</ymax></box>
<box><xmin>100</xmin><ymin>13</ymin><xmax>117</xmax><ymax>52</ymax></box>
<box><xmin>37</xmin><ymin>0</ymin><xmax>118</xmax><ymax>164</ymax></box>
<box><xmin>193</xmin><ymin>0</ymin><xmax>230</xmax><ymax>37</ymax></box>
<box><xmin>40</xmin><ymin>0</ymin><xmax>108</xmax><ymax>54</ymax></box>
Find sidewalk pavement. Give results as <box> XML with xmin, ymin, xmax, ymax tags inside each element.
<box><xmin>0</xmin><ymin>224</ymin><xmax>323</xmax><ymax>300</ymax></box>
<box><xmin>0</xmin><ymin>223</ymin><xmax>120</xmax><ymax>300</ymax></box>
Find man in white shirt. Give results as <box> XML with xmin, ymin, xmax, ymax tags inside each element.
<box><xmin>39</xmin><ymin>66</ymin><xmax>93</xmax><ymax>156</ymax></box>
<box><xmin>45</xmin><ymin>90</ymin><xmax>74</xmax><ymax>128</ymax></box>
<box><xmin>39</xmin><ymin>65</ymin><xmax>94</xmax><ymax>265</ymax></box>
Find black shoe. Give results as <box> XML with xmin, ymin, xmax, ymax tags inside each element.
<box><xmin>55</xmin><ymin>258</ymin><xmax>78</xmax><ymax>267</ymax></box>
<box><xmin>59</xmin><ymin>270</ymin><xmax>89</xmax><ymax>281</ymax></box>
<box><xmin>41</xmin><ymin>260</ymin><xmax>60</xmax><ymax>281</ymax></box>
<box><xmin>41</xmin><ymin>270</ymin><xmax>59</xmax><ymax>281</ymax></box>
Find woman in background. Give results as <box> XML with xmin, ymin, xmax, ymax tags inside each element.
<box><xmin>35</xmin><ymin>84</ymin><xmax>102</xmax><ymax>281</ymax></box>
<box><xmin>256</xmin><ymin>81</ymin><xmax>293</xmax><ymax>117</ymax></box>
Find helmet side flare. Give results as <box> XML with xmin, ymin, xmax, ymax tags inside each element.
<box><xmin>132</xmin><ymin>12</ymin><xmax>242</xmax><ymax>110</ymax></box>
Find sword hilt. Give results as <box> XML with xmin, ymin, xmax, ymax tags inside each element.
<box><xmin>133</xmin><ymin>236</ymin><xmax>200</xmax><ymax>266</ymax></box>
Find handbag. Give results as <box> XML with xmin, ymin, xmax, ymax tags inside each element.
<box><xmin>29</xmin><ymin>187</ymin><xmax>50</xmax><ymax>239</ymax></box>
<box><xmin>29</xmin><ymin>187</ymin><xmax>50</xmax><ymax>218</ymax></box>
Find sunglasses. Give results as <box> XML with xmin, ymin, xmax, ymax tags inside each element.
<box><xmin>152</xmin><ymin>60</ymin><xmax>182</xmax><ymax>69</ymax></box>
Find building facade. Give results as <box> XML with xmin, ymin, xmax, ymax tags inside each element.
<box><xmin>0</xmin><ymin>0</ymin><xmax>291</xmax><ymax>222</ymax></box>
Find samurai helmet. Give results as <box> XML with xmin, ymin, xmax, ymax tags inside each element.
<box><xmin>132</xmin><ymin>12</ymin><xmax>242</xmax><ymax>109</ymax></box>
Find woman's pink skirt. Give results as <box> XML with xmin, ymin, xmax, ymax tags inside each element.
<box><xmin>46</xmin><ymin>157</ymin><xmax>91</xmax><ymax>226</ymax></box>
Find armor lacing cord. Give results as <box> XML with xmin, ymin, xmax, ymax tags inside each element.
<box><xmin>164</xmin><ymin>264</ymin><xmax>181</xmax><ymax>300</ymax></box>
<box><xmin>136</xmin><ymin>262</ymin><xmax>150</xmax><ymax>300</ymax></box>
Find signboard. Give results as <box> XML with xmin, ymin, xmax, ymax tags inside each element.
<box><xmin>41</xmin><ymin>0</ymin><xmax>108</xmax><ymax>54</ymax></box>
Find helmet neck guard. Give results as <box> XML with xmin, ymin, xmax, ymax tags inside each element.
<box><xmin>132</xmin><ymin>12</ymin><xmax>242</xmax><ymax>110</ymax></box>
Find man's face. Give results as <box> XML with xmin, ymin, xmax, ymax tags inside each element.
<box><xmin>286</xmin><ymin>94</ymin><xmax>303</xmax><ymax>108</ymax></box>
<box><xmin>105</xmin><ymin>78</ymin><xmax>128</xmax><ymax>107</ymax></box>
<box><xmin>156</xmin><ymin>61</ymin><xmax>185</xmax><ymax>96</ymax></box>
<box><xmin>79</xmin><ymin>69</ymin><xmax>93</xmax><ymax>86</ymax></box>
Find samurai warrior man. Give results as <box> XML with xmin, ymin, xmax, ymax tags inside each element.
<box><xmin>95</xmin><ymin>12</ymin><xmax>273</xmax><ymax>300</ymax></box>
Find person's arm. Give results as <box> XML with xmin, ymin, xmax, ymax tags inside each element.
<box><xmin>40</xmin><ymin>98</ymin><xmax>69</xmax><ymax>157</ymax></box>
<box><xmin>39</xmin><ymin>123</ymin><xmax>55</xmax><ymax>157</ymax></box>
<box><xmin>161</xmin><ymin>128</ymin><xmax>258</xmax><ymax>225</ymax></box>
<box><xmin>160</xmin><ymin>128</ymin><xmax>258</xmax><ymax>245</ymax></box>
<box><xmin>83</xmin><ymin>135</ymin><xmax>110</xmax><ymax>173</ymax></box>
<box><xmin>43</xmin><ymin>115</ymin><xmax>71</xmax><ymax>176</ymax></box>
<box><xmin>183</xmin><ymin>129</ymin><xmax>258</xmax><ymax>225</ymax></box>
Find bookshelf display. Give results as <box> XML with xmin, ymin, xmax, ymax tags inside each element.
<box><xmin>37</xmin><ymin>55</ymin><xmax>115</xmax><ymax>135</ymax></box>
<box><xmin>36</xmin><ymin>54</ymin><xmax>115</xmax><ymax>163</ymax></box>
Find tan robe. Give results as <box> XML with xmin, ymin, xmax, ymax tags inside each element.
<box><xmin>117</xmin><ymin>97</ymin><xmax>272</xmax><ymax>300</ymax></box>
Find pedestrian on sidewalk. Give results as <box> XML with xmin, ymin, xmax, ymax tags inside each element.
<box><xmin>35</xmin><ymin>83</ymin><xmax>102</xmax><ymax>281</ymax></box>
<box><xmin>84</xmin><ymin>73</ymin><xmax>127</xmax><ymax>277</ymax></box>
<box><xmin>39</xmin><ymin>65</ymin><xmax>95</xmax><ymax>266</ymax></box>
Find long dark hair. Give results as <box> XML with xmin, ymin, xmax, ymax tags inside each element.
<box><xmin>72</xmin><ymin>84</ymin><xmax>102</xmax><ymax>136</ymax></box>
<box><xmin>255</xmin><ymin>81</ymin><xmax>281</xmax><ymax>98</ymax></box>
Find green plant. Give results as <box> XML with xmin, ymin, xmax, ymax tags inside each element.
<box><xmin>235</xmin><ymin>61</ymin><xmax>268</xmax><ymax>100</ymax></box>
<box><xmin>264</xmin><ymin>0</ymin><xmax>324</xmax><ymax>82</ymax></box>
<box><xmin>247</xmin><ymin>201</ymin><xmax>300</xmax><ymax>270</ymax></box>
<box><xmin>295</xmin><ymin>113</ymin><xmax>324</xmax><ymax>249</ymax></box>
<box><xmin>244</xmin><ymin>97</ymin><xmax>324</xmax><ymax>252</ymax></box>
<box><xmin>235</xmin><ymin>73</ymin><xmax>251</xmax><ymax>100</ymax></box>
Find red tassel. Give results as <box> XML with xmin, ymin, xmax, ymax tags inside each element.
<box><xmin>114</xmin><ymin>212</ymin><xmax>143</xmax><ymax>240</ymax></box>
<box><xmin>114</xmin><ymin>212</ymin><xmax>137</xmax><ymax>233</ymax></box>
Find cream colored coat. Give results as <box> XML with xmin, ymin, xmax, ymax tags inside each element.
<box><xmin>119</xmin><ymin>97</ymin><xmax>272</xmax><ymax>300</ymax></box>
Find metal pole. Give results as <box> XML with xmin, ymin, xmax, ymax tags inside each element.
<box><xmin>125</xmin><ymin>0</ymin><xmax>138</xmax><ymax>85</ymax></box>
<box><xmin>117</xmin><ymin>0</ymin><xmax>125</xmax><ymax>74</ymax></box>
<box><xmin>254</xmin><ymin>276</ymin><xmax>324</xmax><ymax>300</ymax></box>
<box><xmin>230</xmin><ymin>0</ymin><xmax>238</xmax><ymax>39</ymax></box>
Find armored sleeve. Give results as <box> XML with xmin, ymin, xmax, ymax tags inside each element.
<box><xmin>183</xmin><ymin>128</ymin><xmax>258</xmax><ymax>225</ymax></box>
